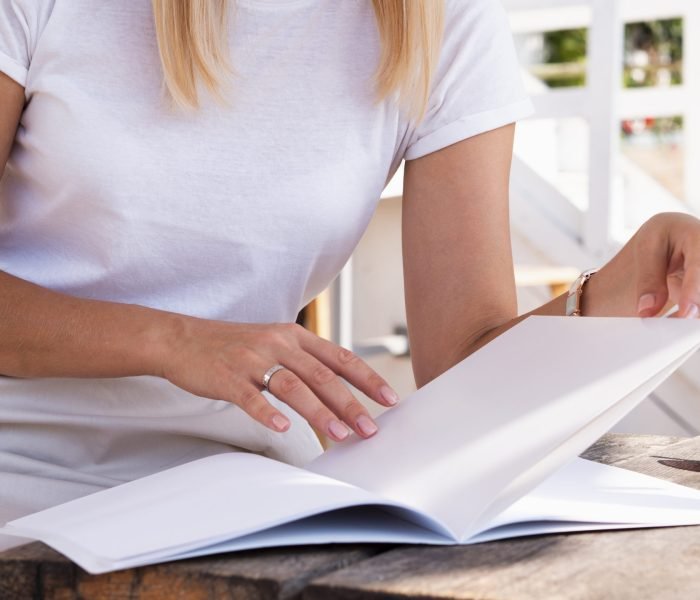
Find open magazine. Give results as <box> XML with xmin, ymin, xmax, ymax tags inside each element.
<box><xmin>5</xmin><ymin>316</ymin><xmax>700</xmax><ymax>574</ymax></box>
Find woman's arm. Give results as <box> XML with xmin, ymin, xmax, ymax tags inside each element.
<box><xmin>0</xmin><ymin>75</ymin><xmax>194</xmax><ymax>382</ymax></box>
<box><xmin>403</xmin><ymin>123</ymin><xmax>521</xmax><ymax>386</ymax></box>
<box><xmin>402</xmin><ymin>124</ymin><xmax>700</xmax><ymax>388</ymax></box>
<box><xmin>0</xmin><ymin>72</ymin><xmax>394</xmax><ymax>441</ymax></box>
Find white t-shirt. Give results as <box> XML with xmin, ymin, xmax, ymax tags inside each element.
<box><xmin>0</xmin><ymin>0</ymin><xmax>532</xmax><ymax>541</ymax></box>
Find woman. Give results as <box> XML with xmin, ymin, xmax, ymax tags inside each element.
<box><xmin>0</xmin><ymin>0</ymin><xmax>698</xmax><ymax>552</ymax></box>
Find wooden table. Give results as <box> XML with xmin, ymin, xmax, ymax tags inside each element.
<box><xmin>2</xmin><ymin>433</ymin><xmax>700</xmax><ymax>599</ymax></box>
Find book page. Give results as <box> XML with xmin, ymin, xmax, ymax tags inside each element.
<box><xmin>3</xmin><ymin>452</ymin><xmax>448</xmax><ymax>574</ymax></box>
<box><xmin>309</xmin><ymin>317</ymin><xmax>700</xmax><ymax>536</ymax></box>
<box><xmin>469</xmin><ymin>457</ymin><xmax>700</xmax><ymax>543</ymax></box>
<box><xmin>157</xmin><ymin>506</ymin><xmax>453</xmax><ymax>570</ymax></box>
<box><xmin>466</xmin><ymin>346</ymin><xmax>697</xmax><ymax>537</ymax></box>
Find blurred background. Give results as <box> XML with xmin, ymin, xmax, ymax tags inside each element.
<box><xmin>304</xmin><ymin>0</ymin><xmax>700</xmax><ymax>437</ymax></box>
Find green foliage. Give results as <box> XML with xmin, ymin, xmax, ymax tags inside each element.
<box><xmin>541</xmin><ymin>28</ymin><xmax>587</xmax><ymax>87</ymax></box>
<box><xmin>538</xmin><ymin>18</ymin><xmax>683</xmax><ymax>89</ymax></box>
<box><xmin>543</xmin><ymin>28</ymin><xmax>587</xmax><ymax>64</ymax></box>
<box><xmin>624</xmin><ymin>18</ymin><xmax>683</xmax><ymax>87</ymax></box>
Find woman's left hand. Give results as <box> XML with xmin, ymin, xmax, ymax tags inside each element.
<box><xmin>585</xmin><ymin>212</ymin><xmax>700</xmax><ymax>319</ymax></box>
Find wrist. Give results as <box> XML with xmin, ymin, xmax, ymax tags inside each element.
<box><xmin>578</xmin><ymin>264</ymin><xmax>626</xmax><ymax>317</ymax></box>
<box><xmin>137</xmin><ymin>307</ymin><xmax>191</xmax><ymax>379</ymax></box>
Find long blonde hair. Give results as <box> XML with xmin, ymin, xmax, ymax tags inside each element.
<box><xmin>151</xmin><ymin>0</ymin><xmax>444</xmax><ymax>119</ymax></box>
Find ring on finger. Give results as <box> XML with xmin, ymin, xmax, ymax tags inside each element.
<box><xmin>262</xmin><ymin>364</ymin><xmax>287</xmax><ymax>390</ymax></box>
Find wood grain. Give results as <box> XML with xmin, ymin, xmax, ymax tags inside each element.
<box><xmin>580</xmin><ymin>432</ymin><xmax>684</xmax><ymax>466</ymax></box>
<box><xmin>0</xmin><ymin>543</ymin><xmax>383</xmax><ymax>600</ymax></box>
<box><xmin>594</xmin><ymin>435</ymin><xmax>700</xmax><ymax>489</ymax></box>
<box><xmin>305</xmin><ymin>526</ymin><xmax>700</xmax><ymax>600</ymax></box>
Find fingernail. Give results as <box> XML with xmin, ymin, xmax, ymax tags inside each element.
<box><xmin>684</xmin><ymin>304</ymin><xmax>699</xmax><ymax>319</ymax></box>
<box><xmin>637</xmin><ymin>293</ymin><xmax>656</xmax><ymax>315</ymax></box>
<box><xmin>272</xmin><ymin>414</ymin><xmax>290</xmax><ymax>432</ymax></box>
<box><xmin>328</xmin><ymin>420</ymin><xmax>350</xmax><ymax>441</ymax></box>
<box><xmin>380</xmin><ymin>385</ymin><xmax>399</xmax><ymax>406</ymax></box>
<box><xmin>356</xmin><ymin>414</ymin><xmax>378</xmax><ymax>437</ymax></box>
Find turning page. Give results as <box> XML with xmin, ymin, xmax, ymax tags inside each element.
<box><xmin>309</xmin><ymin>316</ymin><xmax>700</xmax><ymax>537</ymax></box>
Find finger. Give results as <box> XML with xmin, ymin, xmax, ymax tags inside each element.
<box><xmin>635</xmin><ymin>229</ymin><xmax>670</xmax><ymax>317</ymax></box>
<box><xmin>677</xmin><ymin>262</ymin><xmax>700</xmax><ymax>318</ymax></box>
<box><xmin>231</xmin><ymin>382</ymin><xmax>292</xmax><ymax>433</ymax></box>
<box><xmin>265</xmin><ymin>366</ymin><xmax>352</xmax><ymax>442</ymax></box>
<box><xmin>284</xmin><ymin>352</ymin><xmax>379</xmax><ymax>438</ymax></box>
<box><xmin>301</xmin><ymin>335</ymin><xmax>399</xmax><ymax>408</ymax></box>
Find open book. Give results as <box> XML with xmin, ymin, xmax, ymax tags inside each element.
<box><xmin>5</xmin><ymin>316</ymin><xmax>700</xmax><ymax>574</ymax></box>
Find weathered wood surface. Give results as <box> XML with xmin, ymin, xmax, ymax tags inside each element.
<box><xmin>0</xmin><ymin>543</ymin><xmax>383</xmax><ymax>600</ymax></box>
<box><xmin>1</xmin><ymin>433</ymin><xmax>700</xmax><ymax>599</ymax></box>
<box><xmin>580</xmin><ymin>432</ymin><xmax>684</xmax><ymax>466</ymax></box>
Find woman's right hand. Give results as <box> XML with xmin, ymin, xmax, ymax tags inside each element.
<box><xmin>157</xmin><ymin>317</ymin><xmax>399</xmax><ymax>442</ymax></box>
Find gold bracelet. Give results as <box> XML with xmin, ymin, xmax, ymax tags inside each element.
<box><xmin>565</xmin><ymin>268</ymin><xmax>599</xmax><ymax>316</ymax></box>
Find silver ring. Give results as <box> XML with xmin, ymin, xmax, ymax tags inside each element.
<box><xmin>262</xmin><ymin>364</ymin><xmax>286</xmax><ymax>390</ymax></box>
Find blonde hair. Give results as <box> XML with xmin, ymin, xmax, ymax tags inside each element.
<box><xmin>151</xmin><ymin>0</ymin><xmax>445</xmax><ymax>119</ymax></box>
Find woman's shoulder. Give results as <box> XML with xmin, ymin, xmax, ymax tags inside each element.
<box><xmin>0</xmin><ymin>0</ymin><xmax>56</xmax><ymax>86</ymax></box>
<box><xmin>402</xmin><ymin>0</ymin><xmax>531</xmax><ymax>161</ymax></box>
<box><xmin>1</xmin><ymin>0</ymin><xmax>56</xmax><ymax>35</ymax></box>
<box><xmin>434</xmin><ymin>0</ymin><xmax>519</xmax><ymax>84</ymax></box>
<box><xmin>443</xmin><ymin>0</ymin><xmax>510</xmax><ymax>36</ymax></box>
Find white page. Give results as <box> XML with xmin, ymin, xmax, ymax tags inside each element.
<box><xmin>58</xmin><ymin>507</ymin><xmax>453</xmax><ymax>574</ymax></box>
<box><xmin>3</xmin><ymin>452</ymin><xmax>449</xmax><ymax>574</ymax></box>
<box><xmin>121</xmin><ymin>452</ymin><xmax>700</xmax><ymax>569</ymax></box>
<box><xmin>163</xmin><ymin>457</ymin><xmax>700</xmax><ymax>562</ymax></box>
<box><xmin>154</xmin><ymin>507</ymin><xmax>452</xmax><ymax>568</ymax></box>
<box><xmin>309</xmin><ymin>317</ymin><xmax>700</xmax><ymax>536</ymax></box>
<box><xmin>470</xmin><ymin>457</ymin><xmax>700</xmax><ymax>543</ymax></box>
<box><xmin>467</xmin><ymin>346</ymin><xmax>697</xmax><ymax>536</ymax></box>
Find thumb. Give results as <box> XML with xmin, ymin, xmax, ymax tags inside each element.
<box><xmin>636</xmin><ymin>258</ymin><xmax>669</xmax><ymax>317</ymax></box>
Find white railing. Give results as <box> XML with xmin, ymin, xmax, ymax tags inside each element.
<box><xmin>504</xmin><ymin>0</ymin><xmax>700</xmax><ymax>259</ymax></box>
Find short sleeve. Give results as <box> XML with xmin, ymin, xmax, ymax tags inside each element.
<box><xmin>0</xmin><ymin>0</ymin><xmax>54</xmax><ymax>87</ymax></box>
<box><xmin>404</xmin><ymin>0</ymin><xmax>533</xmax><ymax>160</ymax></box>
